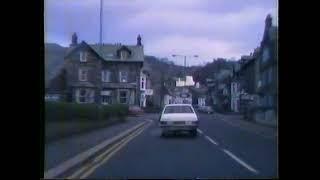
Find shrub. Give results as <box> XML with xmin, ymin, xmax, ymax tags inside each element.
<box><xmin>45</xmin><ymin>102</ymin><xmax>129</xmax><ymax>122</ymax></box>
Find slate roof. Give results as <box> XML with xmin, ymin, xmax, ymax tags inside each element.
<box><xmin>65</xmin><ymin>41</ymin><xmax>144</xmax><ymax>63</ymax></box>
<box><xmin>90</xmin><ymin>44</ymin><xmax>144</xmax><ymax>62</ymax></box>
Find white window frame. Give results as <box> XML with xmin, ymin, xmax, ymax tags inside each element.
<box><xmin>80</xmin><ymin>51</ymin><xmax>88</xmax><ymax>62</ymax></box>
<box><xmin>101</xmin><ymin>70</ymin><xmax>111</xmax><ymax>82</ymax></box>
<box><xmin>79</xmin><ymin>68</ymin><xmax>88</xmax><ymax>81</ymax></box>
<box><xmin>120</xmin><ymin>51</ymin><xmax>128</xmax><ymax>60</ymax></box>
<box><xmin>76</xmin><ymin>88</ymin><xmax>95</xmax><ymax>103</ymax></box>
<box><xmin>119</xmin><ymin>71</ymin><xmax>128</xmax><ymax>83</ymax></box>
<box><xmin>119</xmin><ymin>90</ymin><xmax>128</xmax><ymax>104</ymax></box>
<box><xmin>101</xmin><ymin>90</ymin><xmax>112</xmax><ymax>105</ymax></box>
<box><xmin>141</xmin><ymin>75</ymin><xmax>146</xmax><ymax>90</ymax></box>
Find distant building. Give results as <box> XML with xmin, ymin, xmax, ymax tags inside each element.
<box><xmin>230</xmin><ymin>81</ymin><xmax>240</xmax><ymax>112</ymax></box>
<box><xmin>163</xmin><ymin>86</ymin><xmax>192</xmax><ymax>106</ymax></box>
<box><xmin>190</xmin><ymin>83</ymin><xmax>208</xmax><ymax>107</ymax></box>
<box><xmin>176</xmin><ymin>76</ymin><xmax>195</xmax><ymax>87</ymax></box>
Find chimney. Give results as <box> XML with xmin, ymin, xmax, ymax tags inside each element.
<box><xmin>70</xmin><ymin>32</ymin><xmax>78</xmax><ymax>47</ymax></box>
<box><xmin>265</xmin><ymin>14</ymin><xmax>272</xmax><ymax>29</ymax></box>
<box><xmin>137</xmin><ymin>34</ymin><xmax>142</xmax><ymax>46</ymax></box>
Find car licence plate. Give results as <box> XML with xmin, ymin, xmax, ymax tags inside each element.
<box><xmin>173</xmin><ymin>121</ymin><xmax>185</xmax><ymax>125</ymax></box>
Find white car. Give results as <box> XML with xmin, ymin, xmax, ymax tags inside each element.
<box><xmin>159</xmin><ymin>104</ymin><xmax>199</xmax><ymax>137</ymax></box>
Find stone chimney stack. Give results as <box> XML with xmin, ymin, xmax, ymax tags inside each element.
<box><xmin>137</xmin><ymin>34</ymin><xmax>142</xmax><ymax>46</ymax></box>
<box><xmin>70</xmin><ymin>32</ymin><xmax>78</xmax><ymax>47</ymax></box>
<box><xmin>265</xmin><ymin>14</ymin><xmax>272</xmax><ymax>29</ymax></box>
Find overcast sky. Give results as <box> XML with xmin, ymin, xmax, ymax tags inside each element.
<box><xmin>45</xmin><ymin>0</ymin><xmax>278</xmax><ymax>66</ymax></box>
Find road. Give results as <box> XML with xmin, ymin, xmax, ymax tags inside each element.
<box><xmin>64</xmin><ymin>113</ymin><xmax>278</xmax><ymax>179</ymax></box>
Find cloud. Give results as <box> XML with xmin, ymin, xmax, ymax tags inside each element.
<box><xmin>120</xmin><ymin>5</ymin><xmax>274</xmax><ymax>40</ymax></box>
<box><xmin>145</xmin><ymin>35</ymin><xmax>245</xmax><ymax>66</ymax></box>
<box><xmin>45</xmin><ymin>0</ymin><xmax>278</xmax><ymax>65</ymax></box>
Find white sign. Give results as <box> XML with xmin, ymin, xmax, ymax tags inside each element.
<box><xmin>101</xmin><ymin>91</ymin><xmax>111</xmax><ymax>96</ymax></box>
<box><xmin>145</xmin><ymin>89</ymin><xmax>153</xmax><ymax>95</ymax></box>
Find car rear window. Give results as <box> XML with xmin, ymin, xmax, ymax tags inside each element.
<box><xmin>164</xmin><ymin>106</ymin><xmax>194</xmax><ymax>114</ymax></box>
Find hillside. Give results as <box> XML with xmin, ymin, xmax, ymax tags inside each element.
<box><xmin>45</xmin><ymin>43</ymin><xmax>67</xmax><ymax>86</ymax></box>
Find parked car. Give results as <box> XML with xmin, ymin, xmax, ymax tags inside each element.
<box><xmin>159</xmin><ymin>104</ymin><xmax>199</xmax><ymax>137</ymax></box>
<box><xmin>198</xmin><ymin>106</ymin><xmax>214</xmax><ymax>114</ymax></box>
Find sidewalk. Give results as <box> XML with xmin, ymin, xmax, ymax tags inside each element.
<box><xmin>45</xmin><ymin>115</ymin><xmax>150</xmax><ymax>171</ymax></box>
<box><xmin>214</xmin><ymin>113</ymin><xmax>278</xmax><ymax>139</ymax></box>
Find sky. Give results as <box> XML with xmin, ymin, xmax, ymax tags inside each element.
<box><xmin>44</xmin><ymin>0</ymin><xmax>278</xmax><ymax>66</ymax></box>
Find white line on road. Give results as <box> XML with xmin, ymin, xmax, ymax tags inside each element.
<box><xmin>197</xmin><ymin>129</ymin><xmax>203</xmax><ymax>134</ymax></box>
<box><xmin>222</xmin><ymin>149</ymin><xmax>259</xmax><ymax>174</ymax></box>
<box><xmin>204</xmin><ymin>135</ymin><xmax>218</xmax><ymax>145</ymax></box>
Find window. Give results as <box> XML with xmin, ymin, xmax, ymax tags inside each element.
<box><xmin>120</xmin><ymin>51</ymin><xmax>128</xmax><ymax>60</ymax></box>
<box><xmin>164</xmin><ymin>106</ymin><xmax>194</xmax><ymax>114</ymax></box>
<box><xmin>119</xmin><ymin>90</ymin><xmax>128</xmax><ymax>104</ymax></box>
<box><xmin>80</xmin><ymin>51</ymin><xmax>87</xmax><ymax>62</ymax></box>
<box><xmin>268</xmin><ymin>68</ymin><xmax>273</xmax><ymax>84</ymax></box>
<box><xmin>119</xmin><ymin>71</ymin><xmax>128</xmax><ymax>83</ymax></box>
<box><xmin>76</xmin><ymin>88</ymin><xmax>94</xmax><ymax>103</ymax></box>
<box><xmin>101</xmin><ymin>70</ymin><xmax>111</xmax><ymax>82</ymax></box>
<box><xmin>262</xmin><ymin>47</ymin><xmax>270</xmax><ymax>62</ymax></box>
<box><xmin>268</xmin><ymin>96</ymin><xmax>274</xmax><ymax>106</ymax></box>
<box><xmin>101</xmin><ymin>90</ymin><xmax>112</xmax><ymax>104</ymax></box>
<box><xmin>141</xmin><ymin>75</ymin><xmax>145</xmax><ymax>90</ymax></box>
<box><xmin>79</xmin><ymin>68</ymin><xmax>88</xmax><ymax>81</ymax></box>
<box><xmin>79</xmin><ymin>89</ymin><xmax>86</xmax><ymax>102</ymax></box>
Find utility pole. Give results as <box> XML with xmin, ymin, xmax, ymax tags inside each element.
<box><xmin>99</xmin><ymin>0</ymin><xmax>103</xmax><ymax>51</ymax></box>
<box><xmin>98</xmin><ymin>0</ymin><xmax>103</xmax><ymax>108</ymax></box>
<box><xmin>184</xmin><ymin>56</ymin><xmax>186</xmax><ymax>86</ymax></box>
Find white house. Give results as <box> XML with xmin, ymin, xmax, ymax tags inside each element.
<box><xmin>140</xmin><ymin>68</ymin><xmax>153</xmax><ymax>107</ymax></box>
<box><xmin>176</xmin><ymin>76</ymin><xmax>195</xmax><ymax>87</ymax></box>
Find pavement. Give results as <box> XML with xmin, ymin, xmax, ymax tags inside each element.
<box><xmin>44</xmin><ymin>115</ymin><xmax>149</xmax><ymax>170</ymax></box>
<box><xmin>44</xmin><ymin>113</ymin><xmax>278</xmax><ymax>179</ymax></box>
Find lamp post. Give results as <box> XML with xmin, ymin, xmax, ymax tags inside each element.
<box><xmin>172</xmin><ymin>54</ymin><xmax>198</xmax><ymax>86</ymax></box>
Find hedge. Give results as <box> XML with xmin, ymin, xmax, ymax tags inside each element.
<box><xmin>45</xmin><ymin>102</ymin><xmax>129</xmax><ymax>122</ymax></box>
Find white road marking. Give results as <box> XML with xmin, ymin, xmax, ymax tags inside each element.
<box><xmin>197</xmin><ymin>129</ymin><xmax>203</xmax><ymax>134</ymax></box>
<box><xmin>222</xmin><ymin>149</ymin><xmax>259</xmax><ymax>174</ymax></box>
<box><xmin>204</xmin><ymin>135</ymin><xmax>218</xmax><ymax>145</ymax></box>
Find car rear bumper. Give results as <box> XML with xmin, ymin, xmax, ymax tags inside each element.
<box><xmin>159</xmin><ymin>124</ymin><xmax>198</xmax><ymax>131</ymax></box>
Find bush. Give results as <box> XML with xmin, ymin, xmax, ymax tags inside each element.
<box><xmin>45</xmin><ymin>102</ymin><xmax>129</xmax><ymax>122</ymax></box>
<box><xmin>100</xmin><ymin>104</ymin><xmax>129</xmax><ymax>121</ymax></box>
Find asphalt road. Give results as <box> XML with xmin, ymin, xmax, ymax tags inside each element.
<box><xmin>76</xmin><ymin>113</ymin><xmax>278</xmax><ymax>179</ymax></box>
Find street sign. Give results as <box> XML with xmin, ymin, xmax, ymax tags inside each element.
<box><xmin>101</xmin><ymin>90</ymin><xmax>111</xmax><ymax>96</ymax></box>
<box><xmin>145</xmin><ymin>89</ymin><xmax>153</xmax><ymax>95</ymax></box>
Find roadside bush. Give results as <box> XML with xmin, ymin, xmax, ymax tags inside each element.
<box><xmin>45</xmin><ymin>102</ymin><xmax>129</xmax><ymax>122</ymax></box>
<box><xmin>100</xmin><ymin>104</ymin><xmax>129</xmax><ymax>121</ymax></box>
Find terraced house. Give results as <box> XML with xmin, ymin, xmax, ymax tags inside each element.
<box><xmin>56</xmin><ymin>33</ymin><xmax>145</xmax><ymax>105</ymax></box>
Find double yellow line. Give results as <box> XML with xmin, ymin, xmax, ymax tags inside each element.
<box><xmin>67</xmin><ymin>121</ymin><xmax>151</xmax><ymax>179</ymax></box>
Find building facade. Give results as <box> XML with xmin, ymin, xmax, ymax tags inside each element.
<box><xmin>53</xmin><ymin>33</ymin><xmax>145</xmax><ymax>106</ymax></box>
<box><xmin>254</xmin><ymin>15</ymin><xmax>278</xmax><ymax>125</ymax></box>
